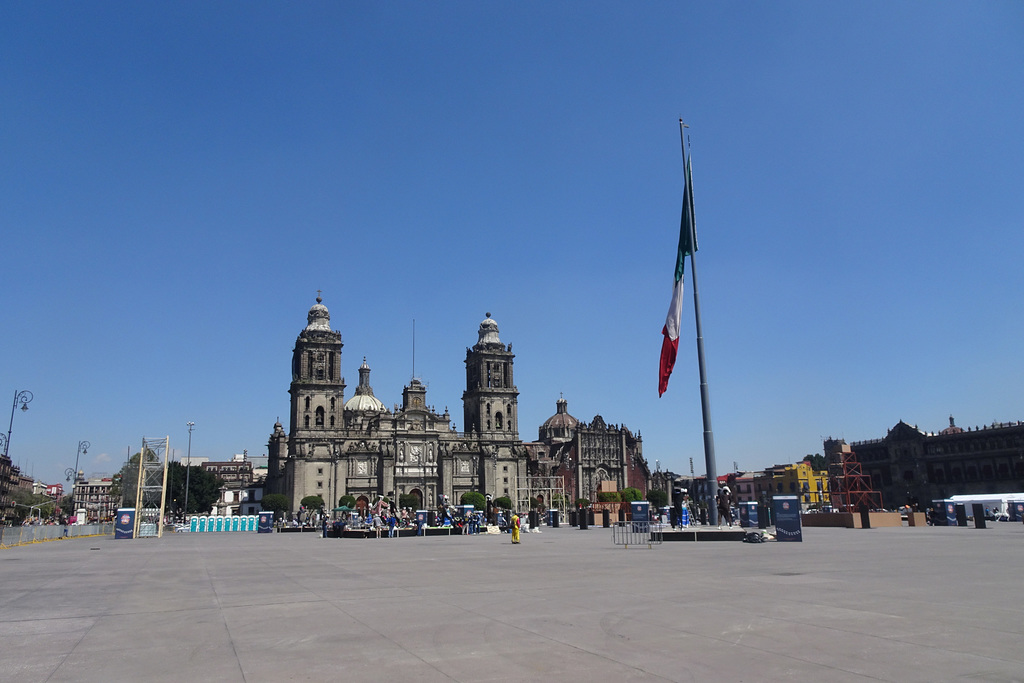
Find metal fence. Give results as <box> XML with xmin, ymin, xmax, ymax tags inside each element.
<box><xmin>0</xmin><ymin>523</ymin><xmax>113</xmax><ymax>548</ymax></box>
<box><xmin>611</xmin><ymin>521</ymin><xmax>663</xmax><ymax>548</ymax></box>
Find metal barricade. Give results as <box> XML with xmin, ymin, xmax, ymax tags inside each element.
<box><xmin>611</xmin><ymin>521</ymin><xmax>663</xmax><ymax>548</ymax></box>
<box><xmin>1</xmin><ymin>523</ymin><xmax>113</xmax><ymax>548</ymax></box>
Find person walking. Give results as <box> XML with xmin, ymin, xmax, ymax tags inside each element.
<box><xmin>511</xmin><ymin>512</ymin><xmax>521</xmax><ymax>544</ymax></box>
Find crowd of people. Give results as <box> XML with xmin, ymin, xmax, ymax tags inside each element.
<box><xmin>324</xmin><ymin>497</ymin><xmax>520</xmax><ymax>540</ymax></box>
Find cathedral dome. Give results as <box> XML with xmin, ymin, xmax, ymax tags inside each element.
<box><xmin>305</xmin><ymin>295</ymin><xmax>332</xmax><ymax>333</ymax></box>
<box><xmin>540</xmin><ymin>397</ymin><xmax>578</xmax><ymax>442</ymax></box>
<box><xmin>344</xmin><ymin>357</ymin><xmax>386</xmax><ymax>413</ymax></box>
<box><xmin>939</xmin><ymin>415</ymin><xmax>964</xmax><ymax>435</ymax></box>
<box><xmin>344</xmin><ymin>393</ymin><xmax>386</xmax><ymax>413</ymax></box>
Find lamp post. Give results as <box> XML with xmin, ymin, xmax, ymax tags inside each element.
<box><xmin>4</xmin><ymin>390</ymin><xmax>33</xmax><ymax>461</ymax></box>
<box><xmin>65</xmin><ymin>440</ymin><xmax>90</xmax><ymax>512</ymax></box>
<box><xmin>183</xmin><ymin>422</ymin><xmax>194</xmax><ymax>523</ymax></box>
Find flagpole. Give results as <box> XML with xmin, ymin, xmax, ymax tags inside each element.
<box><xmin>679</xmin><ymin>120</ymin><xmax>719</xmax><ymax>526</ymax></box>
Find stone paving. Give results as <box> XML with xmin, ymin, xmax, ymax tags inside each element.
<box><xmin>2</xmin><ymin>523</ymin><xmax>1022</xmax><ymax>682</ymax></box>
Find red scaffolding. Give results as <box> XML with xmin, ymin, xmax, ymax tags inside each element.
<box><xmin>828</xmin><ymin>444</ymin><xmax>883</xmax><ymax>512</ymax></box>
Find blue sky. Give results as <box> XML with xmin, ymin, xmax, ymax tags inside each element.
<box><xmin>2</xmin><ymin>3</ymin><xmax>1022</xmax><ymax>487</ymax></box>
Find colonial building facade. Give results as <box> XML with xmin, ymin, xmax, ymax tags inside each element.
<box><xmin>265</xmin><ymin>300</ymin><xmax>528</xmax><ymax>512</ymax></box>
<box><xmin>827</xmin><ymin>416</ymin><xmax>1024</xmax><ymax>509</ymax></box>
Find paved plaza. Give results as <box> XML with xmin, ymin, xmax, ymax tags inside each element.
<box><xmin>2</xmin><ymin>523</ymin><xmax>1022</xmax><ymax>682</ymax></box>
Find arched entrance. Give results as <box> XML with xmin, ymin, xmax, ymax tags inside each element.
<box><xmin>408</xmin><ymin>488</ymin><xmax>423</xmax><ymax>509</ymax></box>
<box><xmin>356</xmin><ymin>496</ymin><xmax>369</xmax><ymax>515</ymax></box>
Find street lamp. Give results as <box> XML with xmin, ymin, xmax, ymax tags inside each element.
<box><xmin>64</xmin><ymin>441</ymin><xmax>90</xmax><ymax>513</ymax></box>
<box><xmin>65</xmin><ymin>441</ymin><xmax>90</xmax><ymax>482</ymax></box>
<box><xmin>4</xmin><ymin>389</ymin><xmax>33</xmax><ymax>460</ymax></box>
<box><xmin>183</xmin><ymin>422</ymin><xmax>194</xmax><ymax>523</ymax></box>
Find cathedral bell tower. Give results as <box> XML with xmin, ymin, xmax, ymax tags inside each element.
<box><xmin>463</xmin><ymin>313</ymin><xmax>518</xmax><ymax>440</ymax></box>
<box><xmin>289</xmin><ymin>295</ymin><xmax>346</xmax><ymax>441</ymax></box>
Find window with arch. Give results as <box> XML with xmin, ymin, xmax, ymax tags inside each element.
<box><xmin>304</xmin><ymin>415</ymin><xmax>310</xmax><ymax>428</ymax></box>
<box><xmin>315</xmin><ymin>407</ymin><xmax>325</xmax><ymax>427</ymax></box>
<box><xmin>495</xmin><ymin>413</ymin><xmax>503</xmax><ymax>429</ymax></box>
<box><xmin>305</xmin><ymin>396</ymin><xmax>311</xmax><ymax>411</ymax></box>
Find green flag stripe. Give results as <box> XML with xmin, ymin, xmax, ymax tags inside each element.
<box><xmin>674</xmin><ymin>154</ymin><xmax>697</xmax><ymax>282</ymax></box>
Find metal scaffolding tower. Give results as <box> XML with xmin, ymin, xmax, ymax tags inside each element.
<box><xmin>828</xmin><ymin>443</ymin><xmax>883</xmax><ymax>513</ymax></box>
<box><xmin>133</xmin><ymin>436</ymin><xmax>170</xmax><ymax>538</ymax></box>
<box><xmin>515</xmin><ymin>475</ymin><xmax>568</xmax><ymax>519</ymax></box>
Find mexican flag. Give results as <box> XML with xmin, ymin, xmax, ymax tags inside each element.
<box><xmin>659</xmin><ymin>153</ymin><xmax>696</xmax><ymax>397</ymax></box>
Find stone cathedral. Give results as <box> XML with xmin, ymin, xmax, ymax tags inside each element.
<box><xmin>265</xmin><ymin>298</ymin><xmax>528</xmax><ymax>512</ymax></box>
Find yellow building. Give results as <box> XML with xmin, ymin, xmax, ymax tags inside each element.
<box><xmin>773</xmin><ymin>462</ymin><xmax>829</xmax><ymax>509</ymax></box>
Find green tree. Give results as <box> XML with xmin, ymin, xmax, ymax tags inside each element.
<box><xmin>460</xmin><ymin>491</ymin><xmax>486</xmax><ymax>510</ymax></box>
<box><xmin>164</xmin><ymin>461</ymin><xmax>224</xmax><ymax>518</ymax></box>
<box><xmin>804</xmin><ymin>453</ymin><xmax>828</xmax><ymax>471</ymax></box>
<box><xmin>597</xmin><ymin>491</ymin><xmax>621</xmax><ymax>503</ymax></box>
<box><xmin>619</xmin><ymin>487</ymin><xmax>642</xmax><ymax>502</ymax></box>
<box><xmin>114</xmin><ymin>449</ymin><xmax>168</xmax><ymax>507</ymax></box>
<box><xmin>493</xmin><ymin>495</ymin><xmax>512</xmax><ymax>510</ymax></box>
<box><xmin>575</xmin><ymin>498</ymin><xmax>591</xmax><ymax>508</ymax></box>
<box><xmin>338</xmin><ymin>494</ymin><xmax>357</xmax><ymax>508</ymax></box>
<box><xmin>59</xmin><ymin>494</ymin><xmax>75</xmax><ymax>518</ymax></box>
<box><xmin>10</xmin><ymin>489</ymin><xmax>56</xmax><ymax>522</ymax></box>
<box><xmin>261</xmin><ymin>493</ymin><xmax>290</xmax><ymax>519</ymax></box>
<box><xmin>300</xmin><ymin>495</ymin><xmax>325</xmax><ymax>511</ymax></box>
<box><xmin>398</xmin><ymin>494</ymin><xmax>420</xmax><ymax>509</ymax></box>
<box><xmin>647</xmin><ymin>489</ymin><xmax>669</xmax><ymax>508</ymax></box>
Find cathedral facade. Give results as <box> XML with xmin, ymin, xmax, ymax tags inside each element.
<box><xmin>525</xmin><ymin>397</ymin><xmax>649</xmax><ymax>502</ymax></box>
<box><xmin>265</xmin><ymin>299</ymin><xmax>527</xmax><ymax>513</ymax></box>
